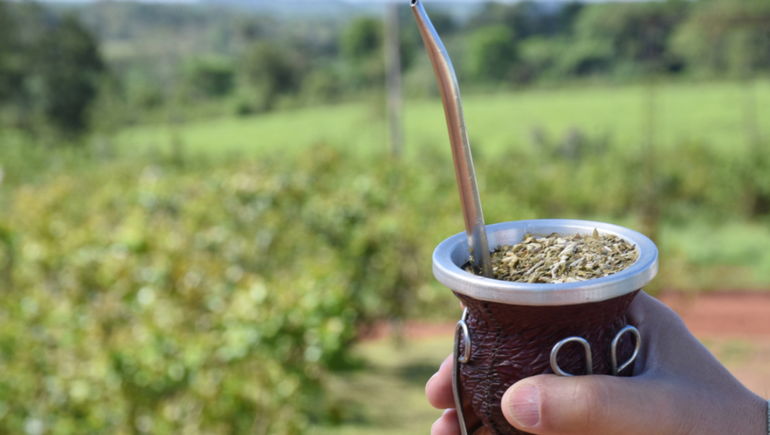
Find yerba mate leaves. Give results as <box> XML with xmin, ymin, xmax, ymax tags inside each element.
<box><xmin>472</xmin><ymin>231</ymin><xmax>639</xmax><ymax>284</ymax></box>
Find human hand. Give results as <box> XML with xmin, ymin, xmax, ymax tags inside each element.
<box><xmin>426</xmin><ymin>291</ymin><xmax>768</xmax><ymax>435</ymax></box>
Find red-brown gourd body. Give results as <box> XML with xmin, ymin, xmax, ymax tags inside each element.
<box><xmin>455</xmin><ymin>291</ymin><xmax>639</xmax><ymax>435</ymax></box>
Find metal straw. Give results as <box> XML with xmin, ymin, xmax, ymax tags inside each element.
<box><xmin>411</xmin><ymin>0</ymin><xmax>492</xmax><ymax>278</ymax></box>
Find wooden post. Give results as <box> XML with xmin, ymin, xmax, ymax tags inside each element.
<box><xmin>639</xmin><ymin>23</ymin><xmax>661</xmax><ymax>245</ymax></box>
<box><xmin>385</xmin><ymin>2</ymin><xmax>403</xmax><ymax>158</ymax></box>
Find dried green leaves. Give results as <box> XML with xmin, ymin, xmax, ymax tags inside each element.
<box><xmin>482</xmin><ymin>230</ymin><xmax>639</xmax><ymax>284</ymax></box>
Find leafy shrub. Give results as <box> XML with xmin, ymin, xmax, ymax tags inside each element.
<box><xmin>182</xmin><ymin>57</ymin><xmax>235</xmax><ymax>99</ymax></box>
<box><xmin>241</xmin><ymin>41</ymin><xmax>306</xmax><ymax>110</ymax></box>
<box><xmin>340</xmin><ymin>18</ymin><xmax>382</xmax><ymax>62</ymax></box>
<box><xmin>672</xmin><ymin>0</ymin><xmax>770</xmax><ymax>77</ymax></box>
<box><xmin>466</xmin><ymin>25</ymin><xmax>518</xmax><ymax>83</ymax></box>
<box><xmin>0</xmin><ymin>146</ymin><xmax>456</xmax><ymax>434</ymax></box>
<box><xmin>3</xmin><ymin>138</ymin><xmax>770</xmax><ymax>433</ymax></box>
<box><xmin>0</xmin><ymin>5</ymin><xmax>105</xmax><ymax>135</ymax></box>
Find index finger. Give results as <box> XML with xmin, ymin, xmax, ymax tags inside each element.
<box><xmin>426</xmin><ymin>353</ymin><xmax>456</xmax><ymax>409</ymax></box>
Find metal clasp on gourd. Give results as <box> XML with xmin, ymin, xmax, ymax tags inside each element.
<box><xmin>550</xmin><ymin>325</ymin><xmax>641</xmax><ymax>377</ymax></box>
<box><xmin>452</xmin><ymin>308</ymin><xmax>472</xmax><ymax>435</ymax></box>
<box><xmin>611</xmin><ymin>325</ymin><xmax>641</xmax><ymax>375</ymax></box>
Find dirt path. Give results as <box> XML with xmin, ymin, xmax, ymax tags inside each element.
<box><xmin>658</xmin><ymin>291</ymin><xmax>770</xmax><ymax>339</ymax></box>
<box><xmin>658</xmin><ymin>291</ymin><xmax>770</xmax><ymax>397</ymax></box>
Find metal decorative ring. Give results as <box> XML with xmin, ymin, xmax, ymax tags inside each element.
<box><xmin>452</xmin><ymin>308</ymin><xmax>472</xmax><ymax>435</ymax></box>
<box><xmin>457</xmin><ymin>308</ymin><xmax>471</xmax><ymax>363</ymax></box>
<box><xmin>611</xmin><ymin>325</ymin><xmax>641</xmax><ymax>375</ymax></box>
<box><xmin>550</xmin><ymin>337</ymin><xmax>593</xmax><ymax>376</ymax></box>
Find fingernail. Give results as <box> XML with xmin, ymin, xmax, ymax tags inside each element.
<box><xmin>507</xmin><ymin>384</ymin><xmax>540</xmax><ymax>427</ymax></box>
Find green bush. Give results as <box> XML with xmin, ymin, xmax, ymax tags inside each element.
<box><xmin>4</xmin><ymin>138</ymin><xmax>770</xmax><ymax>433</ymax></box>
<box><xmin>241</xmin><ymin>41</ymin><xmax>306</xmax><ymax>110</ymax></box>
<box><xmin>0</xmin><ymin>6</ymin><xmax>105</xmax><ymax>136</ymax></box>
<box><xmin>466</xmin><ymin>25</ymin><xmax>518</xmax><ymax>83</ymax></box>
<box><xmin>0</xmin><ymin>145</ymin><xmax>457</xmax><ymax>434</ymax></box>
<box><xmin>182</xmin><ymin>57</ymin><xmax>235</xmax><ymax>99</ymax></box>
<box><xmin>672</xmin><ymin>0</ymin><xmax>770</xmax><ymax>77</ymax></box>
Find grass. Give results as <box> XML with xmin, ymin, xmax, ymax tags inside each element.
<box><xmin>115</xmin><ymin>79</ymin><xmax>770</xmax><ymax>159</ymax></box>
<box><xmin>657</xmin><ymin>220</ymin><xmax>770</xmax><ymax>290</ymax></box>
<box><xmin>308</xmin><ymin>335</ymin><xmax>453</xmax><ymax>435</ymax></box>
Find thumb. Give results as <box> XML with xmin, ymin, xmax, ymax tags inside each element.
<box><xmin>501</xmin><ymin>374</ymin><xmax>678</xmax><ymax>435</ymax></box>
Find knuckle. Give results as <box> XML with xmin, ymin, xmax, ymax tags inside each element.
<box><xmin>541</xmin><ymin>379</ymin><xmax>611</xmax><ymax>433</ymax></box>
<box><xmin>578</xmin><ymin>380</ymin><xmax>611</xmax><ymax>430</ymax></box>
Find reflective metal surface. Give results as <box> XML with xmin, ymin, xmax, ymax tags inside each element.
<box><xmin>611</xmin><ymin>325</ymin><xmax>641</xmax><ymax>375</ymax></box>
<box><xmin>433</xmin><ymin>219</ymin><xmax>659</xmax><ymax>306</ymax></box>
<box><xmin>550</xmin><ymin>337</ymin><xmax>593</xmax><ymax>376</ymax></box>
<box><xmin>548</xmin><ymin>326</ymin><xmax>642</xmax><ymax>377</ymax></box>
<box><xmin>411</xmin><ymin>0</ymin><xmax>492</xmax><ymax>277</ymax></box>
<box><xmin>452</xmin><ymin>308</ymin><xmax>471</xmax><ymax>435</ymax></box>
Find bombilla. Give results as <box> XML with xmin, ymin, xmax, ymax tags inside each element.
<box><xmin>410</xmin><ymin>0</ymin><xmax>492</xmax><ymax>278</ymax></box>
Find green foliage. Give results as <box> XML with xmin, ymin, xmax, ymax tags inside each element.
<box><xmin>341</xmin><ymin>17</ymin><xmax>382</xmax><ymax>62</ymax></box>
<box><xmin>182</xmin><ymin>57</ymin><xmax>235</xmax><ymax>99</ymax></box>
<box><xmin>0</xmin><ymin>1</ymin><xmax>22</xmax><ymax>103</ymax></box>
<box><xmin>7</xmin><ymin>0</ymin><xmax>769</xmax><ymax>124</ymax></box>
<box><xmin>572</xmin><ymin>1</ymin><xmax>690</xmax><ymax>74</ymax></box>
<box><xmin>672</xmin><ymin>0</ymin><xmax>770</xmax><ymax>77</ymax></box>
<box><xmin>463</xmin><ymin>1</ymin><xmax>692</xmax><ymax>81</ymax></box>
<box><xmin>339</xmin><ymin>17</ymin><xmax>384</xmax><ymax>90</ymax></box>
<box><xmin>518</xmin><ymin>36</ymin><xmax>614</xmax><ymax>80</ymax></box>
<box><xmin>125</xmin><ymin>73</ymin><xmax>166</xmax><ymax>111</ymax></box>
<box><xmin>8</xmin><ymin>111</ymin><xmax>770</xmax><ymax>431</ymax></box>
<box><xmin>0</xmin><ymin>145</ymin><xmax>457</xmax><ymax>434</ymax></box>
<box><xmin>242</xmin><ymin>42</ymin><xmax>297</xmax><ymax>93</ymax></box>
<box><xmin>34</xmin><ymin>15</ymin><xmax>105</xmax><ymax>134</ymax></box>
<box><xmin>558</xmin><ymin>38</ymin><xmax>615</xmax><ymax>77</ymax></box>
<box><xmin>302</xmin><ymin>69</ymin><xmax>344</xmax><ymax>105</ymax></box>
<box><xmin>0</xmin><ymin>5</ymin><xmax>105</xmax><ymax>136</ymax></box>
<box><xmin>466</xmin><ymin>25</ymin><xmax>517</xmax><ymax>83</ymax></box>
<box><xmin>468</xmin><ymin>1</ymin><xmax>585</xmax><ymax>40</ymax></box>
<box><xmin>241</xmin><ymin>41</ymin><xmax>305</xmax><ymax>111</ymax></box>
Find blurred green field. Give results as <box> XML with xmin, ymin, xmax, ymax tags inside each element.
<box><xmin>116</xmin><ymin>79</ymin><xmax>770</xmax><ymax>159</ymax></box>
<box><xmin>112</xmin><ymin>79</ymin><xmax>770</xmax><ymax>290</ymax></box>
<box><xmin>308</xmin><ymin>336</ymin><xmax>453</xmax><ymax>435</ymax></box>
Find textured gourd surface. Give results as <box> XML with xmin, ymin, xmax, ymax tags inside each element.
<box><xmin>456</xmin><ymin>291</ymin><xmax>639</xmax><ymax>435</ymax></box>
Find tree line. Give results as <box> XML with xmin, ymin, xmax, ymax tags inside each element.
<box><xmin>0</xmin><ymin>0</ymin><xmax>769</xmax><ymax>137</ymax></box>
<box><xmin>0</xmin><ymin>1</ymin><xmax>103</xmax><ymax>136</ymax></box>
